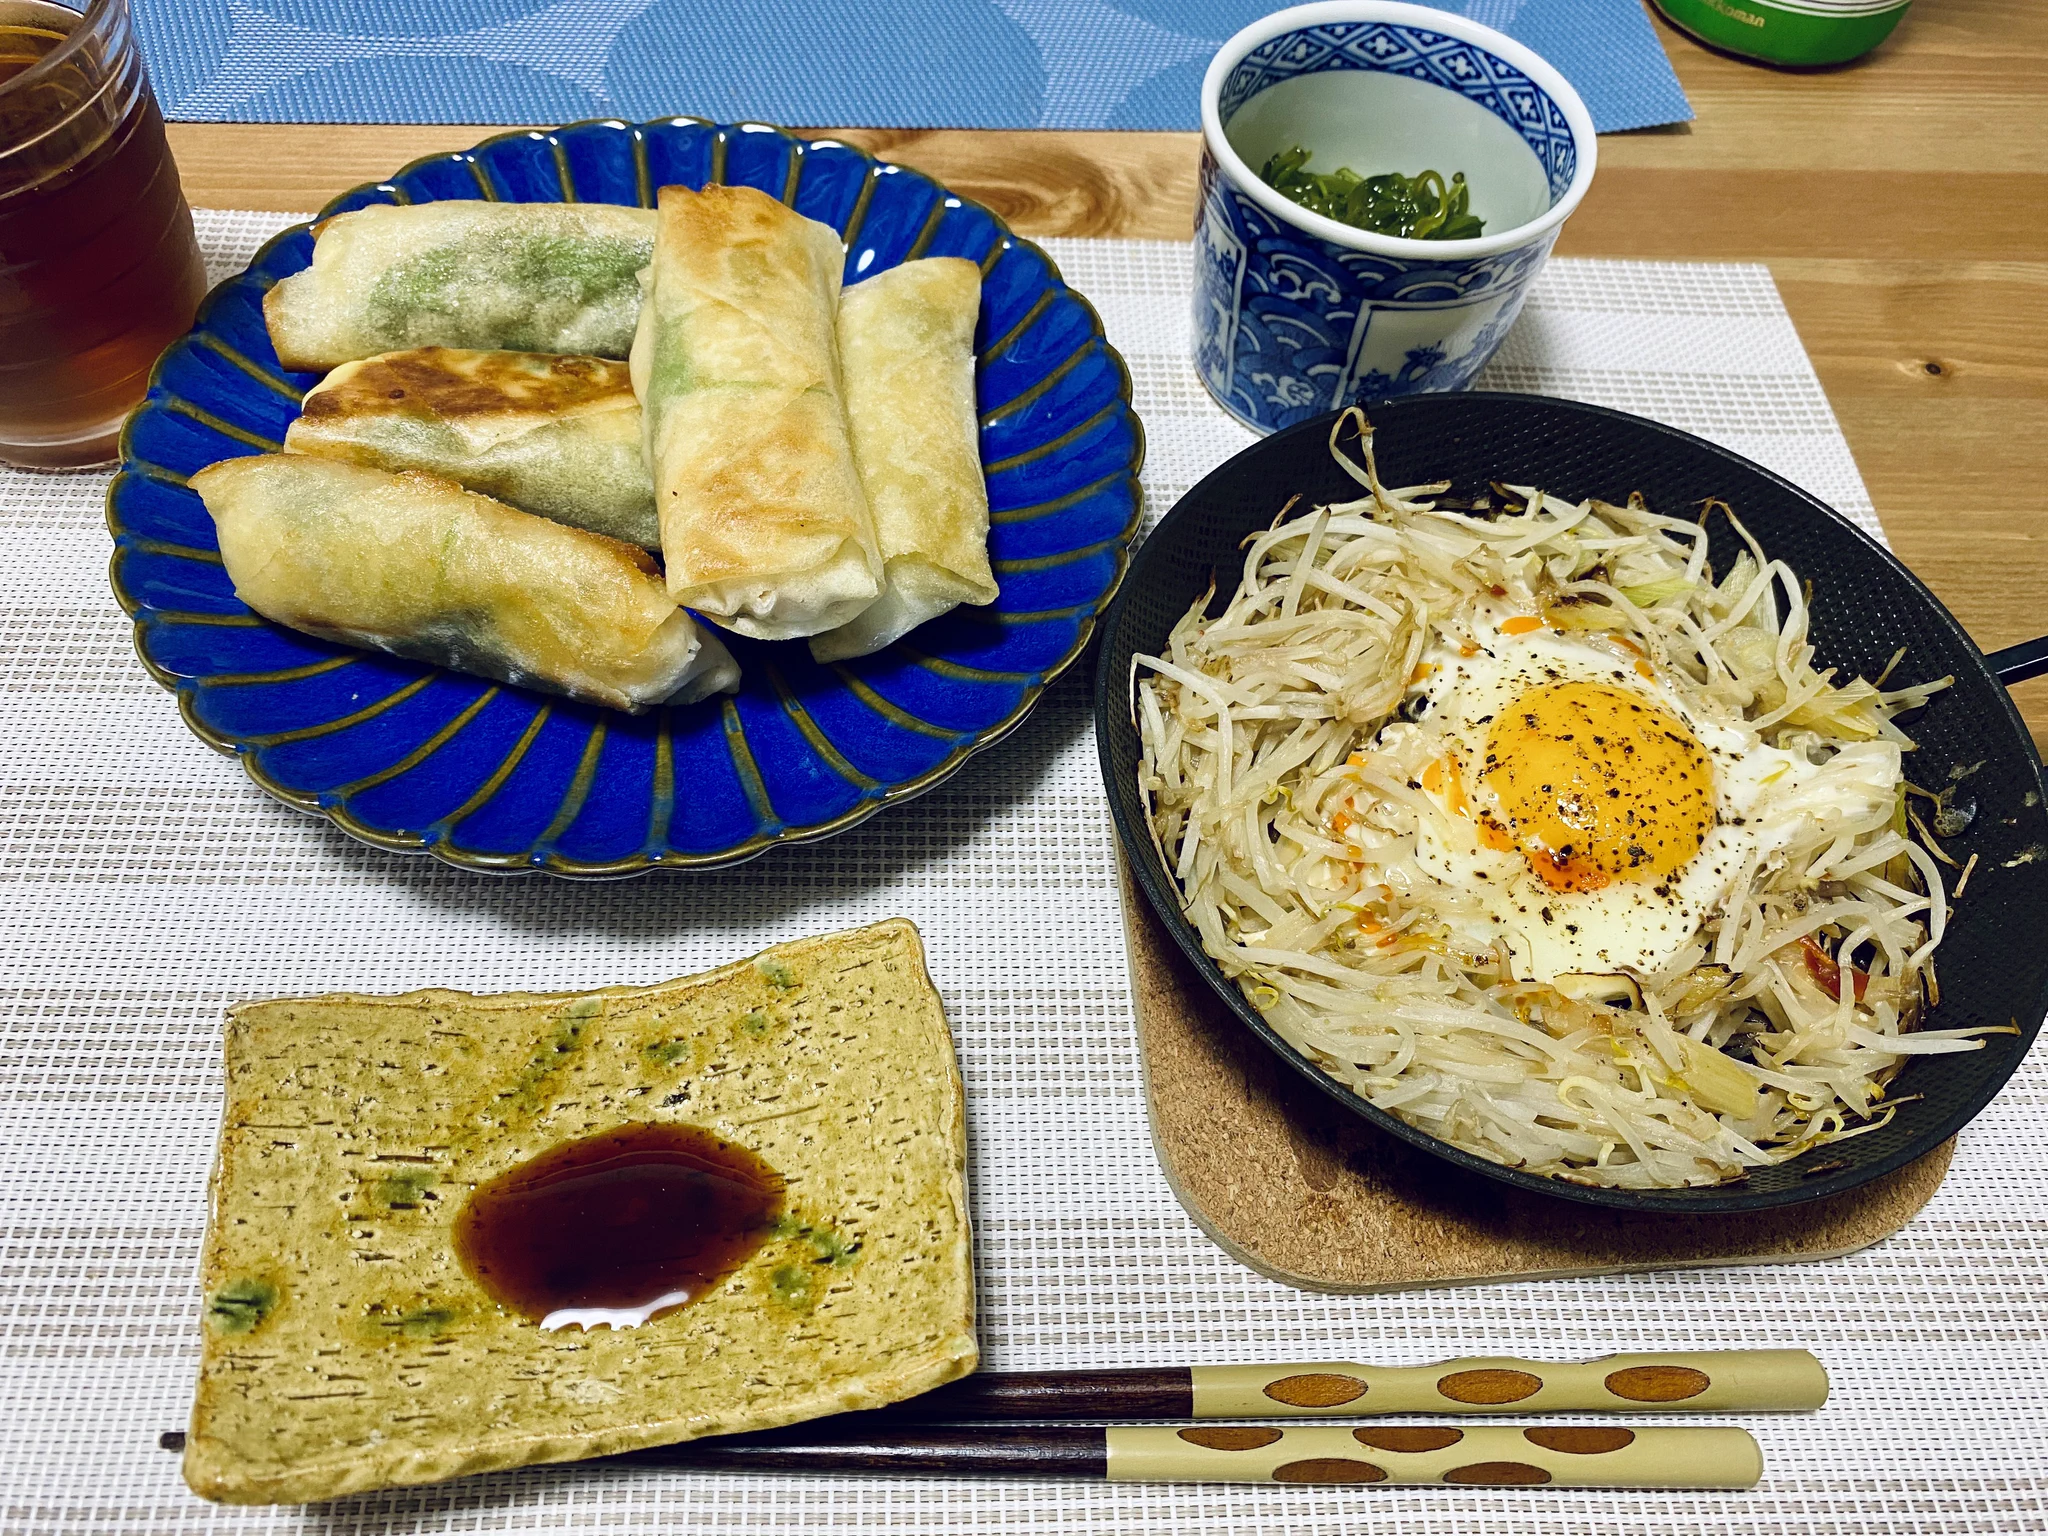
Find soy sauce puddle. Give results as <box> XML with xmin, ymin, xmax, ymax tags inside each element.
<box><xmin>453</xmin><ymin>1123</ymin><xmax>784</xmax><ymax>1332</ymax></box>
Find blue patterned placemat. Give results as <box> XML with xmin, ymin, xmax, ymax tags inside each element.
<box><xmin>133</xmin><ymin>0</ymin><xmax>1690</xmax><ymax>134</ymax></box>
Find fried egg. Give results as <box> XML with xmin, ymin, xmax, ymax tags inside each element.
<box><xmin>1376</xmin><ymin>603</ymin><xmax>1817</xmax><ymax>981</ymax></box>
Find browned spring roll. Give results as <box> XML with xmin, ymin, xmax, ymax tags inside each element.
<box><xmin>192</xmin><ymin>454</ymin><xmax>738</xmax><ymax>713</ymax></box>
<box><xmin>284</xmin><ymin>348</ymin><xmax>659</xmax><ymax>549</ymax></box>
<box><xmin>811</xmin><ymin>257</ymin><xmax>997</xmax><ymax>662</ymax></box>
<box><xmin>630</xmin><ymin>183</ymin><xmax>882</xmax><ymax>641</ymax></box>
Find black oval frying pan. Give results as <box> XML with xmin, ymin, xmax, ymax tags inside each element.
<box><xmin>1095</xmin><ymin>393</ymin><xmax>2048</xmax><ymax>1214</ymax></box>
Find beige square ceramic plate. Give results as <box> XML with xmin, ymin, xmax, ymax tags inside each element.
<box><xmin>185</xmin><ymin>917</ymin><xmax>976</xmax><ymax>1504</ymax></box>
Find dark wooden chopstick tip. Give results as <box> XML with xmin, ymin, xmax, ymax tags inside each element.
<box><xmin>875</xmin><ymin>1367</ymin><xmax>1194</xmax><ymax>1421</ymax></box>
<box><xmin>622</xmin><ymin>1423</ymin><xmax>1108</xmax><ymax>1479</ymax></box>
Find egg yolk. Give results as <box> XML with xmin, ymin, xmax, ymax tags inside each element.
<box><xmin>1477</xmin><ymin>680</ymin><xmax>1715</xmax><ymax>892</ymax></box>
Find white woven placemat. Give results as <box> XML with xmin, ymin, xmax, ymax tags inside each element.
<box><xmin>1</xmin><ymin>210</ymin><xmax>2041</xmax><ymax>1535</ymax></box>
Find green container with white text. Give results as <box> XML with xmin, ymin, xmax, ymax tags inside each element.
<box><xmin>1650</xmin><ymin>0</ymin><xmax>1911</xmax><ymax>65</ymax></box>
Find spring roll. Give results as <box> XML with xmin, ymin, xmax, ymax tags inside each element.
<box><xmin>631</xmin><ymin>183</ymin><xmax>882</xmax><ymax>640</ymax></box>
<box><xmin>283</xmin><ymin>348</ymin><xmax>659</xmax><ymax>549</ymax></box>
<box><xmin>191</xmin><ymin>454</ymin><xmax>739</xmax><ymax>714</ymax></box>
<box><xmin>265</xmin><ymin>201</ymin><xmax>658</xmax><ymax>371</ymax></box>
<box><xmin>810</xmin><ymin>258</ymin><xmax>997</xmax><ymax>663</ymax></box>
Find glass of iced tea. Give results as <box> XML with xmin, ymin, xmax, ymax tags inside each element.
<box><xmin>1</xmin><ymin>0</ymin><xmax>205</xmax><ymax>468</ymax></box>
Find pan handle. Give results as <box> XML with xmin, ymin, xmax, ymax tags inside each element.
<box><xmin>1987</xmin><ymin>635</ymin><xmax>2048</xmax><ymax>688</ymax></box>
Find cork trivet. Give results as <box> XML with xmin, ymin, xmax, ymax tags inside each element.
<box><xmin>1118</xmin><ymin>862</ymin><xmax>1950</xmax><ymax>1294</ymax></box>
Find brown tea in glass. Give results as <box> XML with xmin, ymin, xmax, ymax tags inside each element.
<box><xmin>0</xmin><ymin>0</ymin><xmax>205</xmax><ymax>469</ymax></box>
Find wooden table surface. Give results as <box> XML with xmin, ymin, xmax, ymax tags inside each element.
<box><xmin>163</xmin><ymin>0</ymin><xmax>2048</xmax><ymax>750</ymax></box>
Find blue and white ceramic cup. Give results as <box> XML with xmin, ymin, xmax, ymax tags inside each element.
<box><xmin>1194</xmin><ymin>1</ymin><xmax>1598</xmax><ymax>434</ymax></box>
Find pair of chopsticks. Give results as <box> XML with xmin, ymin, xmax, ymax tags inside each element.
<box><xmin>160</xmin><ymin>1351</ymin><xmax>1819</xmax><ymax>1488</ymax></box>
<box><xmin>630</xmin><ymin>1350</ymin><xmax>1818</xmax><ymax>1488</ymax></box>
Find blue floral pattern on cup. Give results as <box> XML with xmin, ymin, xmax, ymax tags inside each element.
<box><xmin>1218</xmin><ymin>22</ymin><xmax>1577</xmax><ymax>198</ymax></box>
<box><xmin>1196</xmin><ymin>16</ymin><xmax>1586</xmax><ymax>435</ymax></box>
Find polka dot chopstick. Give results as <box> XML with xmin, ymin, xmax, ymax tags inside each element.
<box><xmin>610</xmin><ymin>1353</ymin><xmax>1818</xmax><ymax>1487</ymax></box>
<box><xmin>624</xmin><ymin>1422</ymin><xmax>1764</xmax><ymax>1488</ymax></box>
<box><xmin>864</xmin><ymin>1350</ymin><xmax>1828</xmax><ymax>1419</ymax></box>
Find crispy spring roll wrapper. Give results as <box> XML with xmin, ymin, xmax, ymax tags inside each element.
<box><xmin>265</xmin><ymin>201</ymin><xmax>658</xmax><ymax>371</ymax></box>
<box><xmin>191</xmin><ymin>455</ymin><xmax>739</xmax><ymax>714</ymax></box>
<box><xmin>810</xmin><ymin>258</ymin><xmax>997</xmax><ymax>663</ymax></box>
<box><xmin>284</xmin><ymin>348</ymin><xmax>660</xmax><ymax>549</ymax></box>
<box><xmin>631</xmin><ymin>183</ymin><xmax>882</xmax><ymax>640</ymax></box>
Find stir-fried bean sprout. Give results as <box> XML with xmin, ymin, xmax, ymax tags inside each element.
<box><xmin>1134</xmin><ymin>409</ymin><xmax>1994</xmax><ymax>1188</ymax></box>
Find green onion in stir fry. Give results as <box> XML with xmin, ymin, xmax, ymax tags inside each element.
<box><xmin>1258</xmin><ymin>146</ymin><xmax>1486</xmax><ymax>240</ymax></box>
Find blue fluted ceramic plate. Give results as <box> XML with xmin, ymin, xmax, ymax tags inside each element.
<box><xmin>108</xmin><ymin>119</ymin><xmax>1143</xmax><ymax>877</ymax></box>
